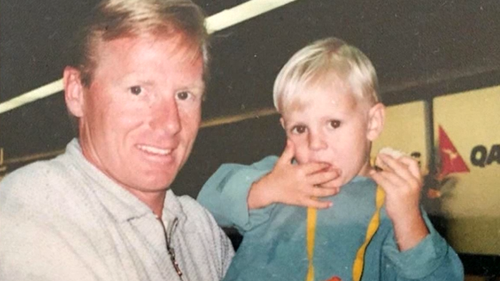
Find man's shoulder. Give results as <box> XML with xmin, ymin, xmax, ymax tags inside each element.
<box><xmin>177</xmin><ymin>195</ymin><xmax>214</xmax><ymax>219</ymax></box>
<box><xmin>0</xmin><ymin>155</ymin><xmax>73</xmax><ymax>207</ymax></box>
<box><xmin>175</xmin><ymin>194</ymin><xmax>234</xmax><ymax>254</ymax></box>
<box><xmin>2</xmin><ymin>160</ymin><xmax>52</xmax><ymax>189</ymax></box>
<box><xmin>175</xmin><ymin>194</ymin><xmax>223</xmax><ymax>231</ymax></box>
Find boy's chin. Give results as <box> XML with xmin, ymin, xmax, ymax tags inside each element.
<box><xmin>341</xmin><ymin>169</ymin><xmax>371</xmax><ymax>185</ymax></box>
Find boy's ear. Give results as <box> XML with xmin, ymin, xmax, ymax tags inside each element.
<box><xmin>63</xmin><ymin>66</ymin><xmax>85</xmax><ymax>118</ymax></box>
<box><xmin>280</xmin><ymin>117</ymin><xmax>285</xmax><ymax>130</ymax></box>
<box><xmin>366</xmin><ymin>103</ymin><xmax>385</xmax><ymax>141</ymax></box>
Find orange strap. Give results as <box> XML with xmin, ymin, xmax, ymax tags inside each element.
<box><xmin>305</xmin><ymin>186</ymin><xmax>385</xmax><ymax>281</ymax></box>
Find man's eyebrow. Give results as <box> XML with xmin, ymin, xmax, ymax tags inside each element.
<box><xmin>117</xmin><ymin>73</ymin><xmax>154</xmax><ymax>85</ymax></box>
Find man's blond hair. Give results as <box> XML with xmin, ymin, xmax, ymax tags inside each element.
<box><xmin>66</xmin><ymin>0</ymin><xmax>208</xmax><ymax>87</ymax></box>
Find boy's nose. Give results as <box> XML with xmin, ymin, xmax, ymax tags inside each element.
<box><xmin>149</xmin><ymin>97</ymin><xmax>181</xmax><ymax>135</ymax></box>
<box><xmin>308</xmin><ymin>131</ymin><xmax>327</xmax><ymax>150</ymax></box>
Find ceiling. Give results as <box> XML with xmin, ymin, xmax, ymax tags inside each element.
<box><xmin>1</xmin><ymin>0</ymin><xmax>500</xmax><ymax>169</ymax></box>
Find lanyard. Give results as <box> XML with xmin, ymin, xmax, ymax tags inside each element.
<box><xmin>305</xmin><ymin>186</ymin><xmax>385</xmax><ymax>281</ymax></box>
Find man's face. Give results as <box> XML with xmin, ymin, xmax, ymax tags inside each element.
<box><xmin>69</xmin><ymin>35</ymin><xmax>204</xmax><ymax>197</ymax></box>
<box><xmin>281</xmin><ymin>81</ymin><xmax>381</xmax><ymax>187</ymax></box>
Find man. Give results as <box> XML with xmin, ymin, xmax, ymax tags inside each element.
<box><xmin>0</xmin><ymin>0</ymin><xmax>234</xmax><ymax>280</ymax></box>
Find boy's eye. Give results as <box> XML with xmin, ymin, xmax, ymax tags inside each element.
<box><xmin>328</xmin><ymin>120</ymin><xmax>341</xmax><ymax>129</ymax></box>
<box><xmin>291</xmin><ymin>125</ymin><xmax>306</xmax><ymax>134</ymax></box>
<box><xmin>129</xmin><ymin>86</ymin><xmax>142</xmax><ymax>95</ymax></box>
<box><xmin>176</xmin><ymin>91</ymin><xmax>190</xmax><ymax>100</ymax></box>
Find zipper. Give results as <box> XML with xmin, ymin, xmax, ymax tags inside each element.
<box><xmin>158</xmin><ymin>217</ymin><xmax>185</xmax><ymax>281</ymax></box>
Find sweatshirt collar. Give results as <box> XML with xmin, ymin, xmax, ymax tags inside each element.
<box><xmin>65</xmin><ymin>138</ymin><xmax>188</xmax><ymax>225</ymax></box>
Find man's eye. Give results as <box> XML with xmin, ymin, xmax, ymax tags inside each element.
<box><xmin>291</xmin><ymin>126</ymin><xmax>306</xmax><ymax>134</ymax></box>
<box><xmin>129</xmin><ymin>86</ymin><xmax>142</xmax><ymax>95</ymax></box>
<box><xmin>329</xmin><ymin>120</ymin><xmax>341</xmax><ymax>129</ymax></box>
<box><xmin>177</xmin><ymin>91</ymin><xmax>190</xmax><ymax>100</ymax></box>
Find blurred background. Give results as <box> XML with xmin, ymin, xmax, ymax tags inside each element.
<box><xmin>1</xmin><ymin>0</ymin><xmax>499</xmax><ymax>279</ymax></box>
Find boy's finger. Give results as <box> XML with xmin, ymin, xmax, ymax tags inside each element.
<box><xmin>398</xmin><ymin>156</ymin><xmax>422</xmax><ymax>179</ymax></box>
<box><xmin>308</xmin><ymin>170</ymin><xmax>341</xmax><ymax>185</ymax></box>
<box><xmin>370</xmin><ymin>170</ymin><xmax>400</xmax><ymax>192</ymax></box>
<box><xmin>278</xmin><ymin>139</ymin><xmax>295</xmax><ymax>165</ymax></box>
<box><xmin>382</xmin><ymin>155</ymin><xmax>422</xmax><ymax>189</ymax></box>
<box><xmin>377</xmin><ymin>154</ymin><xmax>412</xmax><ymax>179</ymax></box>
<box><xmin>371</xmin><ymin>169</ymin><xmax>419</xmax><ymax>196</ymax></box>
<box><xmin>376</xmin><ymin>154</ymin><xmax>397</xmax><ymax>172</ymax></box>
<box><xmin>301</xmin><ymin>197</ymin><xmax>332</xmax><ymax>209</ymax></box>
<box><xmin>310</xmin><ymin>185</ymin><xmax>340</xmax><ymax>198</ymax></box>
<box><xmin>319</xmin><ymin>181</ymin><xmax>341</xmax><ymax>190</ymax></box>
<box><xmin>302</xmin><ymin>162</ymin><xmax>332</xmax><ymax>175</ymax></box>
<box><xmin>375</xmin><ymin>155</ymin><xmax>391</xmax><ymax>171</ymax></box>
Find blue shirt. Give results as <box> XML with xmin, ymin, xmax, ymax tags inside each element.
<box><xmin>198</xmin><ymin>156</ymin><xmax>464</xmax><ymax>281</ymax></box>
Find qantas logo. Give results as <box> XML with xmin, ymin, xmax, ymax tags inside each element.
<box><xmin>437</xmin><ymin>125</ymin><xmax>470</xmax><ymax>178</ymax></box>
<box><xmin>438</xmin><ymin>125</ymin><xmax>499</xmax><ymax>172</ymax></box>
<box><xmin>470</xmin><ymin>144</ymin><xmax>500</xmax><ymax>168</ymax></box>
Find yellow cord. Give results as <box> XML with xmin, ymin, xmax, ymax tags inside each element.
<box><xmin>305</xmin><ymin>186</ymin><xmax>385</xmax><ymax>281</ymax></box>
<box><xmin>352</xmin><ymin>187</ymin><xmax>385</xmax><ymax>281</ymax></box>
<box><xmin>306</xmin><ymin>207</ymin><xmax>317</xmax><ymax>281</ymax></box>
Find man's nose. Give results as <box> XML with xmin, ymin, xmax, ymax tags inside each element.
<box><xmin>308</xmin><ymin>130</ymin><xmax>327</xmax><ymax>150</ymax></box>
<box><xmin>149</xmin><ymin>97</ymin><xmax>181</xmax><ymax>135</ymax></box>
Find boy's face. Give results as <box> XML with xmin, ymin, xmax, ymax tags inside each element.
<box><xmin>280</xmin><ymin>80</ymin><xmax>384</xmax><ymax>187</ymax></box>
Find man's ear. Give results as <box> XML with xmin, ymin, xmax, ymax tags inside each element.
<box><xmin>367</xmin><ymin>103</ymin><xmax>385</xmax><ymax>141</ymax></box>
<box><xmin>63</xmin><ymin>66</ymin><xmax>85</xmax><ymax>118</ymax></box>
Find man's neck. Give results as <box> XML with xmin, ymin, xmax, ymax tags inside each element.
<box><xmin>126</xmin><ymin>188</ymin><xmax>167</xmax><ymax>218</ymax></box>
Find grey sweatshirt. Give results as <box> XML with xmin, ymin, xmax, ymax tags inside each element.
<box><xmin>0</xmin><ymin>139</ymin><xmax>234</xmax><ymax>281</ymax></box>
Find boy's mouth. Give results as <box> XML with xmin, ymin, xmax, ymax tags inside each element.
<box><xmin>322</xmin><ymin>164</ymin><xmax>342</xmax><ymax>175</ymax></box>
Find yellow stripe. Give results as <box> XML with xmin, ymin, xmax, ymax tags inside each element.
<box><xmin>305</xmin><ymin>186</ymin><xmax>385</xmax><ymax>281</ymax></box>
<box><xmin>306</xmin><ymin>207</ymin><xmax>317</xmax><ymax>281</ymax></box>
<box><xmin>352</xmin><ymin>187</ymin><xmax>385</xmax><ymax>281</ymax></box>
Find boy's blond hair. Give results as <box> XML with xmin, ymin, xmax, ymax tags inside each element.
<box><xmin>273</xmin><ymin>37</ymin><xmax>379</xmax><ymax>113</ymax></box>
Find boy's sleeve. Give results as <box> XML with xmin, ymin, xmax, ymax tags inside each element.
<box><xmin>381</xmin><ymin>210</ymin><xmax>464</xmax><ymax>280</ymax></box>
<box><xmin>197</xmin><ymin>156</ymin><xmax>279</xmax><ymax>234</ymax></box>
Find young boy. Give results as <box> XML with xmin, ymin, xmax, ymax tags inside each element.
<box><xmin>198</xmin><ymin>38</ymin><xmax>463</xmax><ymax>281</ymax></box>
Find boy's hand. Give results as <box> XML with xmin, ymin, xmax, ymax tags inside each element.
<box><xmin>370</xmin><ymin>153</ymin><xmax>429</xmax><ymax>251</ymax></box>
<box><xmin>248</xmin><ymin>140</ymin><xmax>341</xmax><ymax>209</ymax></box>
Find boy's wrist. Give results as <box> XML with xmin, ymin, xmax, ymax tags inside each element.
<box><xmin>392</xmin><ymin>212</ymin><xmax>429</xmax><ymax>251</ymax></box>
<box><xmin>247</xmin><ymin>176</ymin><xmax>274</xmax><ymax>209</ymax></box>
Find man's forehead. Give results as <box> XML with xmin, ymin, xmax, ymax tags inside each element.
<box><xmin>96</xmin><ymin>33</ymin><xmax>199</xmax><ymax>55</ymax></box>
<box><xmin>91</xmin><ymin>34</ymin><xmax>204</xmax><ymax>76</ymax></box>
